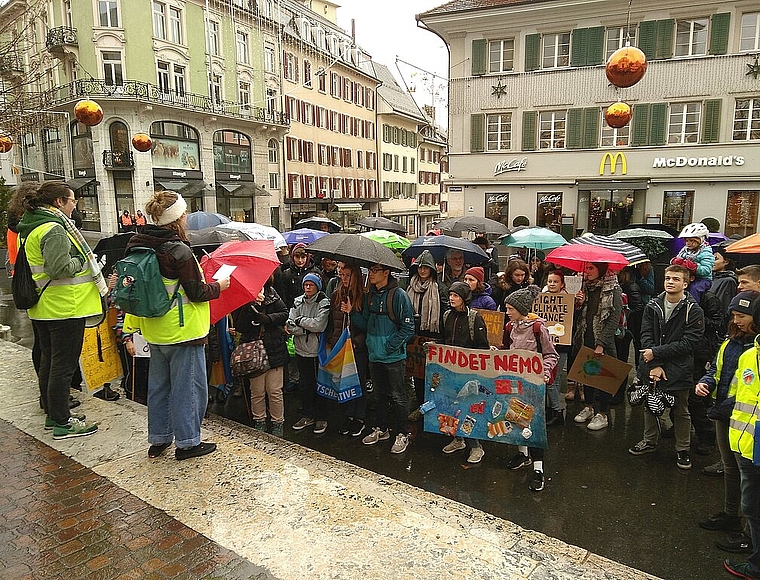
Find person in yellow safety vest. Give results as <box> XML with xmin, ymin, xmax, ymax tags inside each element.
<box><xmin>123</xmin><ymin>191</ymin><xmax>230</xmax><ymax>461</ymax></box>
<box><xmin>726</xmin><ymin>295</ymin><xmax>760</xmax><ymax>580</ymax></box>
<box><xmin>16</xmin><ymin>181</ymin><xmax>105</xmax><ymax>440</ymax></box>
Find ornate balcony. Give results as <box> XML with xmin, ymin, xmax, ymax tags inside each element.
<box><xmin>102</xmin><ymin>150</ymin><xmax>134</xmax><ymax>169</ymax></box>
<box><xmin>0</xmin><ymin>52</ymin><xmax>23</xmax><ymax>79</ymax></box>
<box><xmin>46</xmin><ymin>27</ymin><xmax>78</xmax><ymax>58</ymax></box>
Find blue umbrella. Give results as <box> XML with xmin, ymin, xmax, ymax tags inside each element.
<box><xmin>401</xmin><ymin>235</ymin><xmax>488</xmax><ymax>268</ymax></box>
<box><xmin>186</xmin><ymin>211</ymin><xmax>231</xmax><ymax>230</ymax></box>
<box><xmin>283</xmin><ymin>228</ymin><xmax>330</xmax><ymax>245</ymax></box>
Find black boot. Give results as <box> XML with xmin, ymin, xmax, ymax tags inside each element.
<box><xmin>546</xmin><ymin>408</ymin><xmax>565</xmax><ymax>426</ymax></box>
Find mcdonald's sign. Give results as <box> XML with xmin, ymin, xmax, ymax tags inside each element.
<box><xmin>599</xmin><ymin>152</ymin><xmax>627</xmax><ymax>175</ymax></box>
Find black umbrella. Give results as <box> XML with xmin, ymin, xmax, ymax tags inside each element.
<box><xmin>187</xmin><ymin>226</ymin><xmax>253</xmax><ymax>248</ymax></box>
<box><xmin>355</xmin><ymin>216</ymin><xmax>407</xmax><ymax>234</ymax></box>
<box><xmin>295</xmin><ymin>216</ymin><xmax>342</xmax><ymax>233</ymax></box>
<box><xmin>401</xmin><ymin>235</ymin><xmax>488</xmax><ymax>268</ymax></box>
<box><xmin>434</xmin><ymin>216</ymin><xmax>510</xmax><ymax>236</ymax></box>
<box><xmin>94</xmin><ymin>233</ymin><xmax>134</xmax><ymax>273</ymax></box>
<box><xmin>307</xmin><ymin>233</ymin><xmax>405</xmax><ymax>271</ymax></box>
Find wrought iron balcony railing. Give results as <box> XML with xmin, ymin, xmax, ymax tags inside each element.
<box><xmin>46</xmin><ymin>79</ymin><xmax>290</xmax><ymax>127</ymax></box>
<box><xmin>103</xmin><ymin>150</ymin><xmax>134</xmax><ymax>169</ymax></box>
<box><xmin>0</xmin><ymin>53</ymin><xmax>23</xmax><ymax>76</ymax></box>
<box><xmin>46</xmin><ymin>27</ymin><xmax>78</xmax><ymax>52</ymax></box>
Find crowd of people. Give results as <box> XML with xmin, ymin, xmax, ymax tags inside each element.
<box><xmin>7</xmin><ymin>185</ymin><xmax>760</xmax><ymax>578</ymax></box>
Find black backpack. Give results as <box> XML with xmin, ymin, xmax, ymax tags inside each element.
<box><xmin>12</xmin><ymin>240</ymin><xmax>51</xmax><ymax>310</ymax></box>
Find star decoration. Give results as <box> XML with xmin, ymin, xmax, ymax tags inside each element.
<box><xmin>491</xmin><ymin>80</ymin><xmax>507</xmax><ymax>98</ymax></box>
<box><xmin>747</xmin><ymin>56</ymin><xmax>760</xmax><ymax>80</ymax></box>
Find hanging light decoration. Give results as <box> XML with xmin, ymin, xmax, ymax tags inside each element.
<box><xmin>74</xmin><ymin>99</ymin><xmax>104</xmax><ymax>126</ymax></box>
<box><xmin>605</xmin><ymin>102</ymin><xmax>633</xmax><ymax>128</ymax></box>
<box><xmin>606</xmin><ymin>45</ymin><xmax>647</xmax><ymax>88</ymax></box>
<box><xmin>0</xmin><ymin>135</ymin><xmax>13</xmax><ymax>153</ymax></box>
<box><xmin>131</xmin><ymin>133</ymin><xmax>153</xmax><ymax>152</ymax></box>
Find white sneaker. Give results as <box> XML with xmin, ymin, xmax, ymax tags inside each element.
<box><xmin>467</xmin><ymin>446</ymin><xmax>485</xmax><ymax>464</ymax></box>
<box><xmin>390</xmin><ymin>433</ymin><xmax>410</xmax><ymax>454</ymax></box>
<box><xmin>442</xmin><ymin>437</ymin><xmax>466</xmax><ymax>454</ymax></box>
<box><xmin>587</xmin><ymin>413</ymin><xmax>609</xmax><ymax>431</ymax></box>
<box><xmin>574</xmin><ymin>407</ymin><xmax>594</xmax><ymax>423</ymax></box>
<box><xmin>362</xmin><ymin>427</ymin><xmax>390</xmax><ymax>445</ymax></box>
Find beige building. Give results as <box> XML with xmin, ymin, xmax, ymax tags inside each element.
<box><xmin>419</xmin><ymin>0</ymin><xmax>760</xmax><ymax>237</ymax></box>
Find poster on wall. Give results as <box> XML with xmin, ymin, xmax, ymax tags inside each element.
<box><xmin>423</xmin><ymin>345</ymin><xmax>547</xmax><ymax>448</ymax></box>
<box><xmin>80</xmin><ymin>319</ymin><xmax>123</xmax><ymax>396</ymax></box>
<box><xmin>151</xmin><ymin>137</ymin><xmax>200</xmax><ymax>170</ymax></box>
<box><xmin>532</xmin><ymin>293</ymin><xmax>574</xmax><ymax>346</ymax></box>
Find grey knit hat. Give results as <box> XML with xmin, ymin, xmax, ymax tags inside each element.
<box><xmin>448</xmin><ymin>281</ymin><xmax>472</xmax><ymax>305</ymax></box>
<box><xmin>504</xmin><ymin>284</ymin><xmax>541</xmax><ymax>315</ymax></box>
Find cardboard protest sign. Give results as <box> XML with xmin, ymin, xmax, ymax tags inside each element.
<box><xmin>423</xmin><ymin>345</ymin><xmax>547</xmax><ymax>448</ymax></box>
<box><xmin>80</xmin><ymin>319</ymin><xmax>123</xmax><ymax>396</ymax></box>
<box><xmin>532</xmin><ymin>293</ymin><xmax>574</xmax><ymax>346</ymax></box>
<box><xmin>568</xmin><ymin>346</ymin><xmax>632</xmax><ymax>395</ymax></box>
<box><xmin>405</xmin><ymin>335</ymin><xmax>428</xmax><ymax>380</ymax></box>
<box><xmin>474</xmin><ymin>309</ymin><xmax>506</xmax><ymax>347</ymax></box>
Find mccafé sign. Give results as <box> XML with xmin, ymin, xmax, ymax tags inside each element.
<box><xmin>599</xmin><ymin>152</ymin><xmax>627</xmax><ymax>175</ymax></box>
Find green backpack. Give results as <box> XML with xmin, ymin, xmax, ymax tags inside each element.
<box><xmin>114</xmin><ymin>247</ymin><xmax>184</xmax><ymax>325</ymax></box>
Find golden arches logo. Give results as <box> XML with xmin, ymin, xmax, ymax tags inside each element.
<box><xmin>599</xmin><ymin>152</ymin><xmax>627</xmax><ymax>175</ymax></box>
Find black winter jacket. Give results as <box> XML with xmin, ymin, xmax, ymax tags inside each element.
<box><xmin>638</xmin><ymin>292</ymin><xmax>704</xmax><ymax>392</ymax></box>
<box><xmin>442</xmin><ymin>308</ymin><xmax>489</xmax><ymax>349</ymax></box>
<box><xmin>233</xmin><ymin>286</ymin><xmax>289</xmax><ymax>369</ymax></box>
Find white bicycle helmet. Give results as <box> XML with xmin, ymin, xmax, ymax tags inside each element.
<box><xmin>679</xmin><ymin>222</ymin><xmax>709</xmax><ymax>239</ymax></box>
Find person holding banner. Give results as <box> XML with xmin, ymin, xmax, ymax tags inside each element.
<box><xmin>440</xmin><ymin>281</ymin><xmax>490</xmax><ymax>463</ymax></box>
<box><xmin>571</xmin><ymin>262</ymin><xmax>623</xmax><ymax>432</ymax></box>
<box><xmin>502</xmin><ymin>285</ymin><xmax>558</xmax><ymax>492</ymax></box>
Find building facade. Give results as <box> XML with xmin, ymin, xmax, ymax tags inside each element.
<box><xmin>419</xmin><ymin>0</ymin><xmax>760</xmax><ymax>237</ymax></box>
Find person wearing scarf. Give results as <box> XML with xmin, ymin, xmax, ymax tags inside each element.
<box><xmin>16</xmin><ymin>181</ymin><xmax>106</xmax><ymax>439</ymax></box>
<box><xmin>571</xmin><ymin>262</ymin><xmax>623</xmax><ymax>431</ymax></box>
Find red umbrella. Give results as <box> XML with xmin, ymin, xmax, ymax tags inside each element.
<box><xmin>200</xmin><ymin>240</ymin><xmax>280</xmax><ymax>324</ymax></box>
<box><xmin>545</xmin><ymin>244</ymin><xmax>628</xmax><ymax>272</ymax></box>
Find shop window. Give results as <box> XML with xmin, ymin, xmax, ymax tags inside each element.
<box><xmin>537</xmin><ymin>192</ymin><xmax>562</xmax><ymax>232</ymax></box>
<box><xmin>485</xmin><ymin>193</ymin><xmax>510</xmax><ymax>227</ymax></box>
<box><xmin>725</xmin><ymin>190</ymin><xmax>759</xmax><ymax>237</ymax></box>
<box><xmin>662</xmin><ymin>190</ymin><xmax>694</xmax><ymax>232</ymax></box>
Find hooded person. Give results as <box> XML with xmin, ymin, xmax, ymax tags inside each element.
<box><xmin>283</xmin><ymin>242</ymin><xmax>318</xmax><ymax>308</ymax></box>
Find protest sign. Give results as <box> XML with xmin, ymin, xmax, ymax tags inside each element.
<box><xmin>568</xmin><ymin>346</ymin><xmax>632</xmax><ymax>395</ymax></box>
<box><xmin>405</xmin><ymin>335</ymin><xmax>428</xmax><ymax>380</ymax></box>
<box><xmin>474</xmin><ymin>309</ymin><xmax>506</xmax><ymax>347</ymax></box>
<box><xmin>80</xmin><ymin>319</ymin><xmax>123</xmax><ymax>395</ymax></box>
<box><xmin>565</xmin><ymin>275</ymin><xmax>583</xmax><ymax>295</ymax></box>
<box><xmin>423</xmin><ymin>345</ymin><xmax>547</xmax><ymax>448</ymax></box>
<box><xmin>532</xmin><ymin>293</ymin><xmax>574</xmax><ymax>346</ymax></box>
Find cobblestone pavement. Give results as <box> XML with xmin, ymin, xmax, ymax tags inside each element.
<box><xmin>0</xmin><ymin>420</ymin><xmax>275</xmax><ymax>580</ymax></box>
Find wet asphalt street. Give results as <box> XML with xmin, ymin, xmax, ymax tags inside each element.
<box><xmin>0</xmin><ymin>272</ymin><xmax>731</xmax><ymax>580</ymax></box>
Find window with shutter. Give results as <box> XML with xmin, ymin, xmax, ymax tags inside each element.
<box><xmin>582</xmin><ymin>107</ymin><xmax>600</xmax><ymax>148</ymax></box>
<box><xmin>525</xmin><ymin>34</ymin><xmax>540</xmax><ymax>71</ymax></box>
<box><xmin>472</xmin><ymin>39</ymin><xmax>487</xmax><ymax>75</ymax></box>
<box><xmin>566</xmin><ymin>108</ymin><xmax>583</xmax><ymax>148</ymax></box>
<box><xmin>702</xmin><ymin>99</ymin><xmax>722</xmax><ymax>143</ymax></box>
<box><xmin>709</xmin><ymin>13</ymin><xmax>730</xmax><ymax>55</ymax></box>
<box><xmin>650</xmin><ymin>102</ymin><xmax>669</xmax><ymax>145</ymax></box>
<box><xmin>570</xmin><ymin>28</ymin><xmax>588</xmax><ymax>67</ymax></box>
<box><xmin>522</xmin><ymin>111</ymin><xmax>537</xmax><ymax>150</ymax></box>
<box><xmin>470</xmin><ymin>113</ymin><xmax>485</xmax><ymax>152</ymax></box>
<box><xmin>631</xmin><ymin>104</ymin><xmax>650</xmax><ymax>146</ymax></box>
<box><xmin>655</xmin><ymin>19</ymin><xmax>675</xmax><ymax>59</ymax></box>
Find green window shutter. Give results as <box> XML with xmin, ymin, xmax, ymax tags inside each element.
<box><xmin>638</xmin><ymin>20</ymin><xmax>657</xmax><ymax>60</ymax></box>
<box><xmin>655</xmin><ymin>19</ymin><xmax>674</xmax><ymax>59</ymax></box>
<box><xmin>525</xmin><ymin>34</ymin><xmax>540</xmax><ymax>71</ymax></box>
<box><xmin>566</xmin><ymin>108</ymin><xmax>583</xmax><ymax>148</ymax></box>
<box><xmin>631</xmin><ymin>104</ymin><xmax>650</xmax><ymax>147</ymax></box>
<box><xmin>470</xmin><ymin>113</ymin><xmax>485</xmax><ymax>152</ymax></box>
<box><xmin>587</xmin><ymin>27</ymin><xmax>605</xmax><ymax>65</ymax></box>
<box><xmin>702</xmin><ymin>99</ymin><xmax>722</xmax><ymax>143</ymax></box>
<box><xmin>709</xmin><ymin>13</ymin><xmax>731</xmax><ymax>55</ymax></box>
<box><xmin>582</xmin><ymin>107</ymin><xmax>600</xmax><ymax>149</ymax></box>
<box><xmin>522</xmin><ymin>111</ymin><xmax>537</xmax><ymax>150</ymax></box>
<box><xmin>649</xmin><ymin>102</ymin><xmax>668</xmax><ymax>145</ymax></box>
<box><xmin>571</xmin><ymin>28</ymin><xmax>589</xmax><ymax>67</ymax></box>
<box><xmin>472</xmin><ymin>39</ymin><xmax>487</xmax><ymax>75</ymax></box>
<box><xmin>383</xmin><ymin>124</ymin><xmax>390</xmax><ymax>142</ymax></box>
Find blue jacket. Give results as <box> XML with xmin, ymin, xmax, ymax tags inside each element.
<box><xmin>470</xmin><ymin>284</ymin><xmax>497</xmax><ymax>311</ymax></box>
<box><xmin>678</xmin><ymin>242</ymin><xmax>714</xmax><ymax>279</ymax></box>
<box><xmin>350</xmin><ymin>279</ymin><xmax>415</xmax><ymax>363</ymax></box>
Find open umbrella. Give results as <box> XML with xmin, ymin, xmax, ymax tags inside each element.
<box><xmin>296</xmin><ymin>216</ymin><xmax>342</xmax><ymax>233</ymax></box>
<box><xmin>218</xmin><ymin>221</ymin><xmax>288</xmax><ymax>249</ymax></box>
<box><xmin>546</xmin><ymin>244</ymin><xmax>629</xmax><ymax>272</ymax></box>
<box><xmin>359</xmin><ymin>229</ymin><xmax>411</xmax><ymax>250</ymax></box>
<box><xmin>612</xmin><ymin>228</ymin><xmax>672</xmax><ymax>261</ymax></box>
<box><xmin>355</xmin><ymin>216</ymin><xmax>407</xmax><ymax>234</ymax></box>
<box><xmin>612</xmin><ymin>228</ymin><xmax>674</xmax><ymax>240</ymax></box>
<box><xmin>307</xmin><ymin>233</ymin><xmax>405</xmax><ymax>271</ymax></box>
<box><xmin>200</xmin><ymin>240</ymin><xmax>281</xmax><ymax>324</ymax></box>
<box><xmin>401</xmin><ymin>235</ymin><xmax>488</xmax><ymax>268</ymax></box>
<box><xmin>282</xmin><ymin>228</ymin><xmax>330</xmax><ymax>246</ymax></box>
<box><xmin>499</xmin><ymin>227</ymin><xmax>566</xmax><ymax>250</ymax></box>
<box><xmin>186</xmin><ymin>211</ymin><xmax>231</xmax><ymax>230</ymax></box>
<box><xmin>187</xmin><ymin>226</ymin><xmax>253</xmax><ymax>248</ymax></box>
<box><xmin>94</xmin><ymin>232</ymin><xmax>134</xmax><ymax>273</ymax></box>
<box><xmin>568</xmin><ymin>233</ymin><xmax>649</xmax><ymax>266</ymax></box>
<box><xmin>434</xmin><ymin>216</ymin><xmax>510</xmax><ymax>236</ymax></box>
<box><xmin>724</xmin><ymin>233</ymin><xmax>760</xmax><ymax>254</ymax></box>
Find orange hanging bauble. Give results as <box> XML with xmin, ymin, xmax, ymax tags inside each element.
<box><xmin>0</xmin><ymin>135</ymin><xmax>13</xmax><ymax>153</ymax></box>
<box><xmin>605</xmin><ymin>45</ymin><xmax>647</xmax><ymax>88</ymax></box>
<box><xmin>605</xmin><ymin>102</ymin><xmax>632</xmax><ymax>128</ymax></box>
<box><xmin>131</xmin><ymin>133</ymin><xmax>153</xmax><ymax>152</ymax></box>
<box><xmin>74</xmin><ymin>99</ymin><xmax>104</xmax><ymax>126</ymax></box>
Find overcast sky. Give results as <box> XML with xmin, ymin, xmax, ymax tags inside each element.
<box><xmin>335</xmin><ymin>1</ymin><xmax>450</xmax><ymax>126</ymax></box>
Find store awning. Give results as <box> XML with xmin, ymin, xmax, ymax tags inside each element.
<box><xmin>66</xmin><ymin>178</ymin><xmax>95</xmax><ymax>191</ymax></box>
<box><xmin>155</xmin><ymin>179</ymin><xmax>207</xmax><ymax>196</ymax></box>
<box><xmin>576</xmin><ymin>179</ymin><xmax>649</xmax><ymax>190</ymax></box>
<box><xmin>218</xmin><ymin>182</ymin><xmax>267</xmax><ymax>196</ymax></box>
<box><xmin>336</xmin><ymin>203</ymin><xmax>363</xmax><ymax>211</ymax></box>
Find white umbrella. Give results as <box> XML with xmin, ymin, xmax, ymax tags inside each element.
<box><xmin>218</xmin><ymin>222</ymin><xmax>287</xmax><ymax>249</ymax></box>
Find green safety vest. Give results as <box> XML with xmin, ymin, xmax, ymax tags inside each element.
<box><xmin>124</xmin><ymin>257</ymin><xmax>210</xmax><ymax>345</ymax></box>
<box><xmin>728</xmin><ymin>337</ymin><xmax>760</xmax><ymax>461</ymax></box>
<box><xmin>22</xmin><ymin>222</ymin><xmax>102</xmax><ymax>321</ymax></box>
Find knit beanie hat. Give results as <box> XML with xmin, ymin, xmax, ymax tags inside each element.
<box><xmin>302</xmin><ymin>272</ymin><xmax>323</xmax><ymax>291</ymax></box>
<box><xmin>730</xmin><ymin>290</ymin><xmax>760</xmax><ymax>316</ymax></box>
<box><xmin>448</xmin><ymin>281</ymin><xmax>472</xmax><ymax>305</ymax></box>
<box><xmin>504</xmin><ymin>284</ymin><xmax>541</xmax><ymax>315</ymax></box>
<box><xmin>291</xmin><ymin>242</ymin><xmax>308</xmax><ymax>256</ymax></box>
<box><xmin>465</xmin><ymin>267</ymin><xmax>485</xmax><ymax>286</ymax></box>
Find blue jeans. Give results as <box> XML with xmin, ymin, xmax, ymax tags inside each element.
<box><xmin>547</xmin><ymin>351</ymin><xmax>567</xmax><ymax>412</ymax></box>
<box><xmin>738</xmin><ymin>455</ymin><xmax>760</xmax><ymax>573</ymax></box>
<box><xmin>147</xmin><ymin>343</ymin><xmax>208</xmax><ymax>449</ymax></box>
<box><xmin>369</xmin><ymin>360</ymin><xmax>408</xmax><ymax>434</ymax></box>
